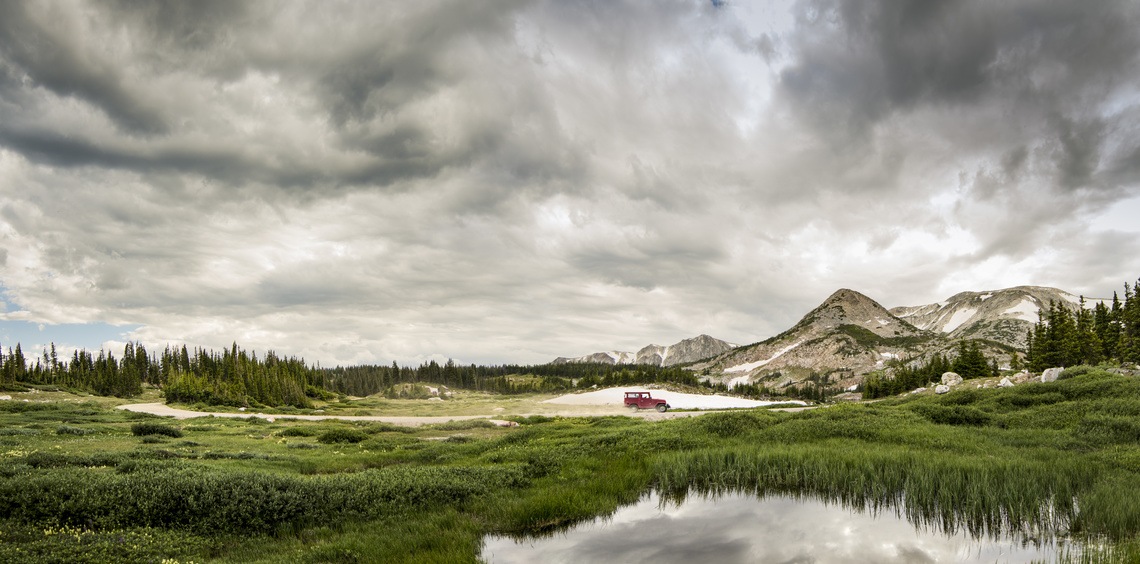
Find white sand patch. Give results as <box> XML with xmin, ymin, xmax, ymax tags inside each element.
<box><xmin>543</xmin><ymin>387</ymin><xmax>804</xmax><ymax>409</ymax></box>
<box><xmin>1002</xmin><ymin>299</ymin><xmax>1040</xmax><ymax>322</ymax></box>
<box><xmin>979</xmin><ymin>293</ymin><xmax>993</xmax><ymax>301</ymax></box>
<box><xmin>940</xmin><ymin>308</ymin><xmax>977</xmax><ymax>332</ymax></box>
<box><xmin>725</xmin><ymin>340</ymin><xmax>805</xmax><ymax>373</ymax></box>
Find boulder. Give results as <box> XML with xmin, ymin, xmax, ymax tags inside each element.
<box><xmin>0</xmin><ymin>395</ymin><xmax>9</xmax><ymax>401</ymax></box>
<box><xmin>998</xmin><ymin>378</ymin><xmax>1014</xmax><ymax>388</ymax></box>
<box><xmin>934</xmin><ymin>384</ymin><xmax>950</xmax><ymax>394</ymax></box>
<box><xmin>1041</xmin><ymin>367</ymin><xmax>1063</xmax><ymax>383</ymax></box>
<box><xmin>914</xmin><ymin>387</ymin><xmax>927</xmax><ymax>394</ymax></box>
<box><xmin>1013</xmin><ymin>372</ymin><xmax>1030</xmax><ymax>384</ymax></box>
<box><xmin>941</xmin><ymin>372</ymin><xmax>963</xmax><ymax>386</ymax></box>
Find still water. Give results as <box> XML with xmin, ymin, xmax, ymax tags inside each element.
<box><xmin>482</xmin><ymin>493</ymin><xmax>1060</xmax><ymax>564</ymax></box>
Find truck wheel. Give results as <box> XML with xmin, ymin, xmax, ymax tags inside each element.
<box><xmin>656</xmin><ymin>404</ymin><xmax>667</xmax><ymax>412</ymax></box>
<box><xmin>629</xmin><ymin>404</ymin><xmax>639</xmax><ymax>413</ymax></box>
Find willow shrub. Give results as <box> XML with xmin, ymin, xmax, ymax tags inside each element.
<box><xmin>130</xmin><ymin>421</ymin><xmax>183</xmax><ymax>438</ymax></box>
<box><xmin>0</xmin><ymin>463</ymin><xmax>529</xmax><ymax>534</ymax></box>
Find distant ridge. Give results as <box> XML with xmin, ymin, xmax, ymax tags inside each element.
<box><xmin>552</xmin><ymin>334</ymin><xmax>736</xmax><ymax>367</ymax></box>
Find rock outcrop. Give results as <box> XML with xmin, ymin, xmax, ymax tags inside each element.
<box><xmin>1041</xmin><ymin>367</ymin><xmax>1063</xmax><ymax>383</ymax></box>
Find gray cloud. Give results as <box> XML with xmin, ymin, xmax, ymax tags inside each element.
<box><xmin>0</xmin><ymin>0</ymin><xmax>1138</xmax><ymax>365</ymax></box>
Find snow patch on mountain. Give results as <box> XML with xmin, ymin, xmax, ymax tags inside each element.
<box><xmin>1003</xmin><ymin>299</ymin><xmax>1039</xmax><ymax>323</ymax></box>
<box><xmin>725</xmin><ymin>340</ymin><xmax>805</xmax><ymax>374</ymax></box>
<box><xmin>608</xmin><ymin>352</ymin><xmax>636</xmax><ymax>364</ymax></box>
<box><xmin>941</xmin><ymin>308</ymin><xmax>977</xmax><ymax>333</ymax></box>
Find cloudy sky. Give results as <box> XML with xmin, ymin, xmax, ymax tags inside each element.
<box><xmin>1</xmin><ymin>0</ymin><xmax>1139</xmax><ymax>367</ymax></box>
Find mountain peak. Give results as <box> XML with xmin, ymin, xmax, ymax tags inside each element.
<box><xmin>799</xmin><ymin>288</ymin><xmax>919</xmax><ymax>338</ymax></box>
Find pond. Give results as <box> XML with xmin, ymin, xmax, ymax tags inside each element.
<box><xmin>482</xmin><ymin>493</ymin><xmax>1065</xmax><ymax>563</ymax></box>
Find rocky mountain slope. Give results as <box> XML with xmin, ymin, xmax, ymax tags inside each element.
<box><xmin>889</xmin><ymin>286</ymin><xmax>1093</xmax><ymax>349</ymax></box>
<box><xmin>693</xmin><ymin>289</ymin><xmax>934</xmax><ymax>390</ymax></box>
<box><xmin>552</xmin><ymin>334</ymin><xmax>736</xmax><ymax>367</ymax></box>
<box><xmin>553</xmin><ymin>284</ymin><xmax>1099</xmax><ymax>392</ymax></box>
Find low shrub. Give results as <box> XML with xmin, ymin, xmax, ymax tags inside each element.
<box><xmin>694</xmin><ymin>411</ymin><xmax>775</xmax><ymax>438</ymax></box>
<box><xmin>0</xmin><ymin>428</ymin><xmax>39</xmax><ymax>436</ymax></box>
<box><xmin>56</xmin><ymin>425</ymin><xmax>97</xmax><ymax>436</ymax></box>
<box><xmin>277</xmin><ymin>427</ymin><xmax>318</xmax><ymax>437</ymax></box>
<box><xmin>130</xmin><ymin>422</ymin><xmax>183</xmax><ymax>438</ymax></box>
<box><xmin>358</xmin><ymin>422</ymin><xmax>416</xmax><ymax>434</ymax></box>
<box><xmin>286</xmin><ymin>443</ymin><xmax>320</xmax><ymax>450</ymax></box>
<box><xmin>427</xmin><ymin>419</ymin><xmax>498</xmax><ymax>431</ymax></box>
<box><xmin>907</xmin><ymin>404</ymin><xmax>991</xmax><ymax>426</ymax></box>
<box><xmin>0</xmin><ymin>464</ymin><xmax>529</xmax><ymax>534</ymax></box>
<box><xmin>505</xmin><ymin>415</ymin><xmax>557</xmax><ymax>425</ymax></box>
<box><xmin>317</xmin><ymin>428</ymin><xmax>370</xmax><ymax>444</ymax></box>
<box><xmin>140</xmin><ymin>436</ymin><xmax>168</xmax><ymax>444</ymax></box>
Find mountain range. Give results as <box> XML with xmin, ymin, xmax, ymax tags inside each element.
<box><xmin>552</xmin><ymin>334</ymin><xmax>737</xmax><ymax>367</ymax></box>
<box><xmin>554</xmin><ymin>285</ymin><xmax>1094</xmax><ymax>390</ymax></box>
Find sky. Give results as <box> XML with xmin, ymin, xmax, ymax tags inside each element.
<box><xmin>1</xmin><ymin>0</ymin><xmax>1139</xmax><ymax>367</ymax></box>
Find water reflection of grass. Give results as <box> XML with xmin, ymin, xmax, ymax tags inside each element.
<box><xmin>1</xmin><ymin>365</ymin><xmax>1139</xmax><ymax>562</ymax></box>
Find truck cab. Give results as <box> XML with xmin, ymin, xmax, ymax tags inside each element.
<box><xmin>624</xmin><ymin>391</ymin><xmax>670</xmax><ymax>412</ymax></box>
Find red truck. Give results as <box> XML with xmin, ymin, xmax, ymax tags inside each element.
<box><xmin>624</xmin><ymin>391</ymin><xmax>670</xmax><ymax>412</ymax></box>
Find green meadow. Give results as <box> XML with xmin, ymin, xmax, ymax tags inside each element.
<box><xmin>2</xmin><ymin>366</ymin><xmax>1140</xmax><ymax>563</ymax></box>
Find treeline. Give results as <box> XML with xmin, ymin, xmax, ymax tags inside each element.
<box><xmin>322</xmin><ymin>360</ymin><xmax>703</xmax><ymax>396</ymax></box>
<box><xmin>0</xmin><ymin>342</ymin><xmax>148</xmax><ymax>398</ymax></box>
<box><xmin>2</xmin><ymin>339</ymin><xmax>721</xmax><ymax>404</ymax></box>
<box><xmin>0</xmin><ymin>341</ymin><xmax>323</xmax><ymax>407</ymax></box>
<box><xmin>863</xmin><ymin>340</ymin><xmax>1000</xmax><ymax>400</ymax></box>
<box><xmin>162</xmin><ymin>344</ymin><xmax>324</xmax><ymax>408</ymax></box>
<box><xmin>1025</xmin><ymin>282</ymin><xmax>1140</xmax><ymax>371</ymax></box>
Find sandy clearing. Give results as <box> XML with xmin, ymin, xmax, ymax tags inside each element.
<box><xmin>116</xmin><ymin>403</ymin><xmax>506</xmax><ymax>427</ymax></box>
<box><xmin>543</xmin><ymin>387</ymin><xmax>806</xmax><ymax>410</ymax></box>
<box><xmin>118</xmin><ymin>389</ymin><xmax>811</xmax><ymax>426</ymax></box>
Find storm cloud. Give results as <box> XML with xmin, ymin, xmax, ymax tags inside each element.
<box><xmin>1</xmin><ymin>0</ymin><xmax>1138</xmax><ymax>365</ymax></box>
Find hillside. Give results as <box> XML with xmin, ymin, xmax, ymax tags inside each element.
<box><xmin>889</xmin><ymin>286</ymin><xmax>1093</xmax><ymax>349</ymax></box>
<box><xmin>694</xmin><ymin>289</ymin><xmax>934</xmax><ymax>390</ymax></box>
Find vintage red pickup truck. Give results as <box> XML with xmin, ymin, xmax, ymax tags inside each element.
<box><xmin>624</xmin><ymin>391</ymin><xmax>670</xmax><ymax>412</ymax></box>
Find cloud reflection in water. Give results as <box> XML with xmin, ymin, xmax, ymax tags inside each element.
<box><xmin>483</xmin><ymin>493</ymin><xmax>1054</xmax><ymax>564</ymax></box>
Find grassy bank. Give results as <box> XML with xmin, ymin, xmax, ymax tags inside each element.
<box><xmin>2</xmin><ymin>366</ymin><xmax>1140</xmax><ymax>562</ymax></box>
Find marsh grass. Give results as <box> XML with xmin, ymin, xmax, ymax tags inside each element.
<box><xmin>2</xmin><ymin>366</ymin><xmax>1140</xmax><ymax>562</ymax></box>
